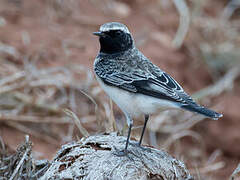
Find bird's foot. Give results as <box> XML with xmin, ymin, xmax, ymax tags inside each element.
<box><xmin>131</xmin><ymin>142</ymin><xmax>152</xmax><ymax>153</ymax></box>
<box><xmin>112</xmin><ymin>146</ymin><xmax>128</xmax><ymax>156</ymax></box>
<box><xmin>130</xmin><ymin>141</ymin><xmax>142</xmax><ymax>147</ymax></box>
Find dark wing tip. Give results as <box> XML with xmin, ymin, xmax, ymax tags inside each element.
<box><xmin>212</xmin><ymin>112</ymin><xmax>223</xmax><ymax>120</ymax></box>
<box><xmin>181</xmin><ymin>103</ymin><xmax>223</xmax><ymax>120</ymax></box>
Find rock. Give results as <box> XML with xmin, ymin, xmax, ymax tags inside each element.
<box><xmin>41</xmin><ymin>133</ymin><xmax>193</xmax><ymax>180</ymax></box>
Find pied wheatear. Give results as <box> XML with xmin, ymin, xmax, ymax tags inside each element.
<box><xmin>93</xmin><ymin>22</ymin><xmax>222</xmax><ymax>155</ymax></box>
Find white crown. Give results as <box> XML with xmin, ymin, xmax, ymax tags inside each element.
<box><xmin>99</xmin><ymin>22</ymin><xmax>130</xmax><ymax>34</ymax></box>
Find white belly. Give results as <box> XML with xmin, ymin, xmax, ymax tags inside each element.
<box><xmin>96</xmin><ymin>76</ymin><xmax>179</xmax><ymax>118</ymax></box>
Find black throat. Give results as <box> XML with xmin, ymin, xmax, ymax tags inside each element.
<box><xmin>99</xmin><ymin>33</ymin><xmax>133</xmax><ymax>54</ymax></box>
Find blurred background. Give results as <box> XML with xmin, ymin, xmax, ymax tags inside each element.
<box><xmin>0</xmin><ymin>0</ymin><xmax>240</xmax><ymax>179</ymax></box>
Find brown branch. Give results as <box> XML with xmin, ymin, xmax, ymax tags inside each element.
<box><xmin>0</xmin><ymin>114</ymin><xmax>71</xmax><ymax>124</ymax></box>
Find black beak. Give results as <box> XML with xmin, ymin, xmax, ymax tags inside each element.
<box><xmin>93</xmin><ymin>31</ymin><xmax>104</xmax><ymax>37</ymax></box>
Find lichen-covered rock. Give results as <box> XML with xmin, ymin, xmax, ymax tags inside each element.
<box><xmin>40</xmin><ymin>133</ymin><xmax>193</xmax><ymax>180</ymax></box>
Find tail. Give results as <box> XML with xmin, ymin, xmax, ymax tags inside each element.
<box><xmin>181</xmin><ymin>104</ymin><xmax>223</xmax><ymax>120</ymax></box>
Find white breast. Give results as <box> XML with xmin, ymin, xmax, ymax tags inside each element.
<box><xmin>95</xmin><ymin>76</ymin><xmax>179</xmax><ymax>118</ymax></box>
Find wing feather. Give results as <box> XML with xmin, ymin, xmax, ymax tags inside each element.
<box><xmin>94</xmin><ymin>55</ymin><xmax>222</xmax><ymax>119</ymax></box>
<box><xmin>101</xmin><ymin>71</ymin><xmax>194</xmax><ymax>105</ymax></box>
<box><xmin>94</xmin><ymin>55</ymin><xmax>196</xmax><ymax>105</ymax></box>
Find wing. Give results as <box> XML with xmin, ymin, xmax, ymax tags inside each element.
<box><xmin>131</xmin><ymin>73</ymin><xmax>191</xmax><ymax>104</ymax></box>
<box><xmin>94</xmin><ymin>56</ymin><xmax>222</xmax><ymax>119</ymax></box>
<box><xmin>95</xmin><ymin>57</ymin><xmax>194</xmax><ymax>105</ymax></box>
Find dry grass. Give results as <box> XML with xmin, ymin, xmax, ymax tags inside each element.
<box><xmin>0</xmin><ymin>43</ymin><xmax>111</xmax><ymax>143</ymax></box>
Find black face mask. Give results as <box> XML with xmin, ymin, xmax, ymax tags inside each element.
<box><xmin>99</xmin><ymin>30</ymin><xmax>133</xmax><ymax>54</ymax></box>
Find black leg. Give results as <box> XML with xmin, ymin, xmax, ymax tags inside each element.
<box><xmin>113</xmin><ymin>114</ymin><xmax>133</xmax><ymax>156</ymax></box>
<box><xmin>124</xmin><ymin>122</ymin><xmax>132</xmax><ymax>153</ymax></box>
<box><xmin>138</xmin><ymin>114</ymin><xmax>149</xmax><ymax>146</ymax></box>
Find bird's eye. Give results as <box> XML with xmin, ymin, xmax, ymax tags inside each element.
<box><xmin>115</xmin><ymin>31</ymin><xmax>121</xmax><ymax>36</ymax></box>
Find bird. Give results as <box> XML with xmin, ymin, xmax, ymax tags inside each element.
<box><xmin>93</xmin><ymin>22</ymin><xmax>222</xmax><ymax>155</ymax></box>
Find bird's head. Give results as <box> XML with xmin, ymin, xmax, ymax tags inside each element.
<box><xmin>93</xmin><ymin>22</ymin><xmax>134</xmax><ymax>54</ymax></box>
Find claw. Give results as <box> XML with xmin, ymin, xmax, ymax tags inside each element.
<box><xmin>112</xmin><ymin>146</ymin><xmax>128</xmax><ymax>156</ymax></box>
